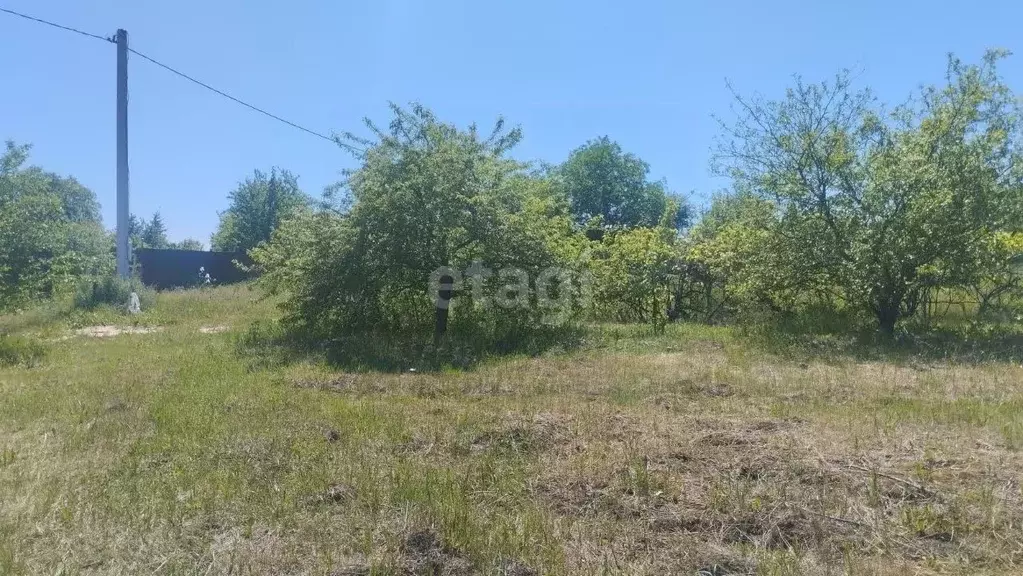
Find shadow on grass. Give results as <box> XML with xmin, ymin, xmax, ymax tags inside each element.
<box><xmin>748</xmin><ymin>322</ymin><xmax>1023</xmax><ymax>365</ymax></box>
<box><xmin>235</xmin><ymin>319</ymin><xmax>587</xmax><ymax>373</ymax></box>
<box><xmin>234</xmin><ymin>308</ymin><xmax>1023</xmax><ymax>372</ymax></box>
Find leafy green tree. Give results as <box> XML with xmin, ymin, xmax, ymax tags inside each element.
<box><xmin>171</xmin><ymin>238</ymin><xmax>205</xmax><ymax>251</ymax></box>
<box><xmin>127</xmin><ymin>214</ymin><xmax>144</xmax><ymax>252</ymax></box>
<box><xmin>0</xmin><ymin>141</ymin><xmax>112</xmax><ymax>308</ymax></box>
<box><xmin>253</xmin><ymin>104</ymin><xmax>584</xmax><ymax>354</ymax></box>
<box><xmin>590</xmin><ymin>225</ymin><xmax>680</xmax><ymax>326</ymax></box>
<box><xmin>127</xmin><ymin>212</ymin><xmax>170</xmax><ymax>251</ymax></box>
<box><xmin>963</xmin><ymin>232</ymin><xmax>1023</xmax><ymax>319</ymax></box>
<box><xmin>558</xmin><ymin>136</ymin><xmax>688</xmax><ymax>231</ymax></box>
<box><xmin>714</xmin><ymin>51</ymin><xmax>1023</xmax><ymax>333</ymax></box>
<box><xmin>211</xmin><ymin>168</ymin><xmax>309</xmax><ymax>253</ymax></box>
<box><xmin>686</xmin><ymin>190</ymin><xmax>837</xmax><ymax>323</ymax></box>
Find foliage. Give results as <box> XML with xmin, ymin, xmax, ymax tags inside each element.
<box><xmin>211</xmin><ymin>168</ymin><xmax>310</xmax><ymax>253</ymax></box>
<box><xmin>963</xmin><ymin>232</ymin><xmax>1023</xmax><ymax>319</ymax></box>
<box><xmin>0</xmin><ymin>334</ymin><xmax>46</xmax><ymax>367</ymax></box>
<box><xmin>558</xmin><ymin>136</ymin><xmax>688</xmax><ymax>232</ymax></box>
<box><xmin>128</xmin><ymin>212</ymin><xmax>171</xmax><ymax>251</ymax></box>
<box><xmin>0</xmin><ymin>141</ymin><xmax>113</xmax><ymax>310</ymax></box>
<box><xmin>170</xmin><ymin>238</ymin><xmax>205</xmax><ymax>251</ymax></box>
<box><xmin>713</xmin><ymin>51</ymin><xmax>1023</xmax><ymax>333</ymax></box>
<box><xmin>686</xmin><ymin>191</ymin><xmax>841</xmax><ymax>323</ymax></box>
<box><xmin>253</xmin><ymin>104</ymin><xmax>586</xmax><ymax>362</ymax></box>
<box><xmin>141</xmin><ymin>212</ymin><xmax>169</xmax><ymax>249</ymax></box>
<box><xmin>72</xmin><ymin>275</ymin><xmax>156</xmax><ymax>311</ymax></box>
<box><xmin>589</xmin><ymin>225</ymin><xmax>680</xmax><ymax>327</ymax></box>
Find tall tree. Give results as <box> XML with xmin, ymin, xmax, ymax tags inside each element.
<box><xmin>141</xmin><ymin>212</ymin><xmax>169</xmax><ymax>249</ymax></box>
<box><xmin>558</xmin><ymin>136</ymin><xmax>688</xmax><ymax>231</ymax></box>
<box><xmin>714</xmin><ymin>51</ymin><xmax>1023</xmax><ymax>333</ymax></box>
<box><xmin>0</xmin><ymin>141</ymin><xmax>112</xmax><ymax>308</ymax></box>
<box><xmin>211</xmin><ymin>168</ymin><xmax>309</xmax><ymax>252</ymax></box>
<box><xmin>252</xmin><ymin>104</ymin><xmax>584</xmax><ymax>343</ymax></box>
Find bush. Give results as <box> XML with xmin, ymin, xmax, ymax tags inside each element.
<box><xmin>73</xmin><ymin>276</ymin><xmax>156</xmax><ymax>311</ymax></box>
<box><xmin>589</xmin><ymin>226</ymin><xmax>680</xmax><ymax>326</ymax></box>
<box><xmin>251</xmin><ymin>105</ymin><xmax>587</xmax><ymax>367</ymax></box>
<box><xmin>0</xmin><ymin>334</ymin><xmax>46</xmax><ymax>367</ymax></box>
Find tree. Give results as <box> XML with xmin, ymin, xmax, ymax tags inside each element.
<box><xmin>252</xmin><ymin>104</ymin><xmax>584</xmax><ymax>351</ymax></box>
<box><xmin>128</xmin><ymin>212</ymin><xmax>170</xmax><ymax>251</ymax></box>
<box><xmin>714</xmin><ymin>51</ymin><xmax>1023</xmax><ymax>333</ymax></box>
<box><xmin>590</xmin><ymin>225</ymin><xmax>680</xmax><ymax>326</ymax></box>
<box><xmin>128</xmin><ymin>214</ymin><xmax>144</xmax><ymax>252</ymax></box>
<box><xmin>141</xmin><ymin>212</ymin><xmax>169</xmax><ymax>249</ymax></box>
<box><xmin>0</xmin><ymin>141</ymin><xmax>112</xmax><ymax>308</ymax></box>
<box><xmin>171</xmin><ymin>238</ymin><xmax>205</xmax><ymax>251</ymax></box>
<box><xmin>211</xmin><ymin>168</ymin><xmax>309</xmax><ymax>253</ymax></box>
<box><xmin>558</xmin><ymin>136</ymin><xmax>688</xmax><ymax>231</ymax></box>
<box><xmin>963</xmin><ymin>232</ymin><xmax>1023</xmax><ymax>319</ymax></box>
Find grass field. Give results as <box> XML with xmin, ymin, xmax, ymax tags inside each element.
<box><xmin>1</xmin><ymin>285</ymin><xmax>1022</xmax><ymax>575</ymax></box>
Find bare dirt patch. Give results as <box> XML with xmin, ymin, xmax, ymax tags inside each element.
<box><xmin>400</xmin><ymin>529</ymin><xmax>473</xmax><ymax>575</ymax></box>
<box><xmin>198</xmin><ymin>325</ymin><xmax>229</xmax><ymax>334</ymax></box>
<box><xmin>470</xmin><ymin>412</ymin><xmax>573</xmax><ymax>454</ymax></box>
<box><xmin>73</xmin><ymin>325</ymin><xmax>163</xmax><ymax>338</ymax></box>
<box><xmin>293</xmin><ymin>374</ymin><xmax>358</xmax><ymax>393</ymax></box>
<box><xmin>307</xmin><ymin>483</ymin><xmax>357</xmax><ymax>506</ymax></box>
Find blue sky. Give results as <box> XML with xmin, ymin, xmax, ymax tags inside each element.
<box><xmin>2</xmin><ymin>0</ymin><xmax>1021</xmax><ymax>244</ymax></box>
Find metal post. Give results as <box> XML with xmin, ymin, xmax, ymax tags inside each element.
<box><xmin>115</xmin><ymin>29</ymin><xmax>130</xmax><ymax>279</ymax></box>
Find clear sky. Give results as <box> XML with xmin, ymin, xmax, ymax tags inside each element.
<box><xmin>2</xmin><ymin>0</ymin><xmax>1021</xmax><ymax>244</ymax></box>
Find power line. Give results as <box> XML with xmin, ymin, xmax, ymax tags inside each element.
<box><xmin>1</xmin><ymin>6</ymin><xmax>337</xmax><ymax>145</ymax></box>
<box><xmin>0</xmin><ymin>6</ymin><xmax>112</xmax><ymax>43</ymax></box>
<box><xmin>127</xmin><ymin>47</ymin><xmax>336</xmax><ymax>143</ymax></box>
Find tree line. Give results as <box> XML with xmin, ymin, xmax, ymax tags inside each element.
<box><xmin>0</xmin><ymin>147</ymin><xmax>310</xmax><ymax>309</ymax></box>
<box><xmin>2</xmin><ymin>51</ymin><xmax>1021</xmax><ymax>350</ymax></box>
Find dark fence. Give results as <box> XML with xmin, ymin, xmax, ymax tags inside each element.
<box><xmin>135</xmin><ymin>249</ymin><xmax>253</xmax><ymax>289</ymax></box>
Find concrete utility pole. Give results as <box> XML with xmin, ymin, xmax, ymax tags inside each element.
<box><xmin>115</xmin><ymin>29</ymin><xmax>130</xmax><ymax>279</ymax></box>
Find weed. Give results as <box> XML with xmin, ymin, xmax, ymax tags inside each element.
<box><xmin>2</xmin><ymin>284</ymin><xmax>1022</xmax><ymax>574</ymax></box>
<box><xmin>0</xmin><ymin>334</ymin><xmax>45</xmax><ymax>367</ymax></box>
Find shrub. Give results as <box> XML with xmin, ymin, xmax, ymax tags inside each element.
<box><xmin>0</xmin><ymin>142</ymin><xmax>114</xmax><ymax>312</ymax></box>
<box><xmin>73</xmin><ymin>276</ymin><xmax>156</xmax><ymax>311</ymax></box>
<box><xmin>251</xmin><ymin>105</ymin><xmax>588</xmax><ymax>367</ymax></box>
<box><xmin>589</xmin><ymin>226</ymin><xmax>680</xmax><ymax>326</ymax></box>
<box><xmin>0</xmin><ymin>334</ymin><xmax>46</xmax><ymax>367</ymax></box>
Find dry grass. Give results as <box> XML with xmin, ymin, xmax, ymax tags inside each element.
<box><xmin>1</xmin><ymin>284</ymin><xmax>1021</xmax><ymax>575</ymax></box>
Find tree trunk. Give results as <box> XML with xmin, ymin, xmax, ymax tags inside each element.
<box><xmin>875</xmin><ymin>303</ymin><xmax>900</xmax><ymax>335</ymax></box>
<box><xmin>434</xmin><ymin>274</ymin><xmax>454</xmax><ymax>345</ymax></box>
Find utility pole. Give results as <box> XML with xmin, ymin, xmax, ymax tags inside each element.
<box><xmin>115</xmin><ymin>29</ymin><xmax>130</xmax><ymax>279</ymax></box>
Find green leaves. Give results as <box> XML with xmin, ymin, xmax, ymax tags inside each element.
<box><xmin>211</xmin><ymin>168</ymin><xmax>310</xmax><ymax>253</ymax></box>
<box><xmin>711</xmin><ymin>51</ymin><xmax>1023</xmax><ymax>332</ymax></box>
<box><xmin>141</xmin><ymin>212</ymin><xmax>169</xmax><ymax>249</ymax></box>
<box><xmin>253</xmin><ymin>104</ymin><xmax>582</xmax><ymax>347</ymax></box>
<box><xmin>590</xmin><ymin>226</ymin><xmax>680</xmax><ymax>324</ymax></box>
<box><xmin>0</xmin><ymin>141</ymin><xmax>112</xmax><ymax>310</ymax></box>
<box><xmin>558</xmin><ymin>137</ymin><xmax>687</xmax><ymax>231</ymax></box>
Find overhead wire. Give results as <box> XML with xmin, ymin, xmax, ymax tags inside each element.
<box><xmin>126</xmin><ymin>47</ymin><xmax>336</xmax><ymax>143</ymax></box>
<box><xmin>0</xmin><ymin>6</ymin><xmax>336</xmax><ymax>144</ymax></box>
<box><xmin>0</xmin><ymin>6</ymin><xmax>112</xmax><ymax>43</ymax></box>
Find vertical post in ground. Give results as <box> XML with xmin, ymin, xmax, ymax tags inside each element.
<box><xmin>434</xmin><ymin>274</ymin><xmax>454</xmax><ymax>345</ymax></box>
<box><xmin>116</xmin><ymin>29</ymin><xmax>130</xmax><ymax>279</ymax></box>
